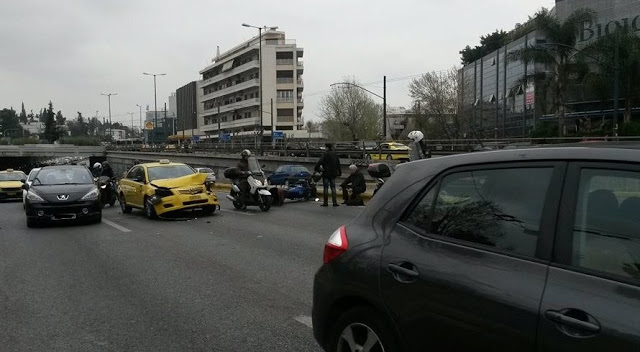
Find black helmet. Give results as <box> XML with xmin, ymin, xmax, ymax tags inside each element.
<box><xmin>102</xmin><ymin>161</ymin><xmax>110</xmax><ymax>168</ymax></box>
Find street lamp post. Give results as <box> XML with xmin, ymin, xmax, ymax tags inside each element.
<box><xmin>242</xmin><ymin>23</ymin><xmax>278</xmax><ymax>151</ymax></box>
<box><xmin>143</xmin><ymin>72</ymin><xmax>166</xmax><ymax>146</ymax></box>
<box><xmin>330</xmin><ymin>79</ymin><xmax>387</xmax><ymax>140</ymax></box>
<box><xmin>101</xmin><ymin>93</ymin><xmax>117</xmax><ymax>142</ymax></box>
<box><xmin>136</xmin><ymin>104</ymin><xmax>143</xmax><ymax>138</ymax></box>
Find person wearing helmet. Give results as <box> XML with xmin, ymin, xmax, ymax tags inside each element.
<box><xmin>101</xmin><ymin>161</ymin><xmax>114</xmax><ymax>179</ymax></box>
<box><xmin>340</xmin><ymin>164</ymin><xmax>366</xmax><ymax>206</ymax></box>
<box><xmin>92</xmin><ymin>162</ymin><xmax>103</xmax><ymax>178</ymax></box>
<box><xmin>408</xmin><ymin>130</ymin><xmax>430</xmax><ymax>161</ymax></box>
<box><xmin>237</xmin><ymin>149</ymin><xmax>252</xmax><ymax>202</ymax></box>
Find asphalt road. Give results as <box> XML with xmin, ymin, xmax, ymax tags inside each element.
<box><xmin>0</xmin><ymin>196</ymin><xmax>363</xmax><ymax>351</ymax></box>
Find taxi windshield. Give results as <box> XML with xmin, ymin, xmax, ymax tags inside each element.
<box><xmin>147</xmin><ymin>165</ymin><xmax>194</xmax><ymax>181</ymax></box>
<box><xmin>0</xmin><ymin>173</ymin><xmax>25</xmax><ymax>181</ymax></box>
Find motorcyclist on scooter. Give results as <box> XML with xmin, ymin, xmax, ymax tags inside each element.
<box><xmin>237</xmin><ymin>150</ymin><xmax>252</xmax><ymax>202</ymax></box>
<box><xmin>92</xmin><ymin>162</ymin><xmax>102</xmax><ymax>178</ymax></box>
<box><xmin>101</xmin><ymin>161</ymin><xmax>114</xmax><ymax>179</ymax></box>
<box><xmin>408</xmin><ymin>130</ymin><xmax>431</xmax><ymax>162</ymax></box>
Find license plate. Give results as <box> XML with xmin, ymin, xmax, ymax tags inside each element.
<box><xmin>189</xmin><ymin>195</ymin><xmax>200</xmax><ymax>200</ymax></box>
<box><xmin>7</xmin><ymin>192</ymin><xmax>16</xmax><ymax>196</ymax></box>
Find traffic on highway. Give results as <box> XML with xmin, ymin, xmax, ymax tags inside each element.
<box><xmin>3</xmin><ymin>144</ymin><xmax>640</xmax><ymax>351</ymax></box>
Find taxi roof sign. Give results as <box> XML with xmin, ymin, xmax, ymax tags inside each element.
<box><xmin>158</xmin><ymin>159</ymin><xmax>171</xmax><ymax>164</ymax></box>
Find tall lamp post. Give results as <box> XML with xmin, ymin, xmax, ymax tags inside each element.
<box><xmin>330</xmin><ymin>78</ymin><xmax>387</xmax><ymax>140</ymax></box>
<box><xmin>135</xmin><ymin>104</ymin><xmax>143</xmax><ymax>138</ymax></box>
<box><xmin>101</xmin><ymin>93</ymin><xmax>117</xmax><ymax>141</ymax></box>
<box><xmin>143</xmin><ymin>72</ymin><xmax>166</xmax><ymax>145</ymax></box>
<box><xmin>242</xmin><ymin>23</ymin><xmax>278</xmax><ymax>150</ymax></box>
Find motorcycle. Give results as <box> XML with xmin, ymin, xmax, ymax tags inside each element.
<box><xmin>283</xmin><ymin>176</ymin><xmax>317</xmax><ymax>201</ymax></box>
<box><xmin>97</xmin><ymin>175</ymin><xmax>117</xmax><ymax>208</ymax></box>
<box><xmin>367</xmin><ymin>163</ymin><xmax>391</xmax><ymax>197</ymax></box>
<box><xmin>224</xmin><ymin>157</ymin><xmax>273</xmax><ymax>211</ymax></box>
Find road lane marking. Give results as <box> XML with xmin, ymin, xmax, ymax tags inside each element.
<box><xmin>102</xmin><ymin>218</ymin><xmax>132</xmax><ymax>233</ymax></box>
<box><xmin>294</xmin><ymin>315</ymin><xmax>313</xmax><ymax>329</ymax></box>
<box><xmin>220</xmin><ymin>209</ymin><xmax>255</xmax><ymax>216</ymax></box>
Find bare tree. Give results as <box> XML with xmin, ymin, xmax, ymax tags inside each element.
<box><xmin>409</xmin><ymin>67</ymin><xmax>467</xmax><ymax>140</ymax></box>
<box><xmin>319</xmin><ymin>78</ymin><xmax>381</xmax><ymax>141</ymax></box>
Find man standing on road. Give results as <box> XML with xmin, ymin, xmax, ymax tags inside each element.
<box><xmin>340</xmin><ymin>164</ymin><xmax>366</xmax><ymax>206</ymax></box>
<box><xmin>315</xmin><ymin>143</ymin><xmax>341</xmax><ymax>207</ymax></box>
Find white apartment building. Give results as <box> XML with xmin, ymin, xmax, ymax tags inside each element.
<box><xmin>198</xmin><ymin>30</ymin><xmax>304</xmax><ymax>140</ymax></box>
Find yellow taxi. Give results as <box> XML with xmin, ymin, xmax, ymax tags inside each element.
<box><xmin>368</xmin><ymin>142</ymin><xmax>411</xmax><ymax>161</ymax></box>
<box><xmin>117</xmin><ymin>160</ymin><xmax>219</xmax><ymax>219</ymax></box>
<box><xmin>0</xmin><ymin>169</ymin><xmax>27</xmax><ymax>201</ymax></box>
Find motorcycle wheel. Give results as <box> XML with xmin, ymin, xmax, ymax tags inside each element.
<box><xmin>109</xmin><ymin>196</ymin><xmax>116</xmax><ymax>207</ymax></box>
<box><xmin>233</xmin><ymin>201</ymin><xmax>245</xmax><ymax>210</ymax></box>
<box><xmin>259</xmin><ymin>195</ymin><xmax>272</xmax><ymax>212</ymax></box>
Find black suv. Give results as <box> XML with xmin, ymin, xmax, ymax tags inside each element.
<box><xmin>313</xmin><ymin>147</ymin><xmax>640</xmax><ymax>351</ymax></box>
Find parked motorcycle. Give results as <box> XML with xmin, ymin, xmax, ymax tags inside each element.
<box><xmin>224</xmin><ymin>157</ymin><xmax>272</xmax><ymax>211</ymax></box>
<box><xmin>283</xmin><ymin>176</ymin><xmax>317</xmax><ymax>201</ymax></box>
<box><xmin>367</xmin><ymin>163</ymin><xmax>392</xmax><ymax>196</ymax></box>
<box><xmin>97</xmin><ymin>175</ymin><xmax>117</xmax><ymax>208</ymax></box>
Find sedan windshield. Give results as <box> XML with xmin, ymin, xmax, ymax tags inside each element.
<box><xmin>34</xmin><ymin>168</ymin><xmax>93</xmax><ymax>185</ymax></box>
<box><xmin>147</xmin><ymin>165</ymin><xmax>194</xmax><ymax>181</ymax></box>
<box><xmin>0</xmin><ymin>173</ymin><xmax>25</xmax><ymax>181</ymax></box>
<box><xmin>290</xmin><ymin>166</ymin><xmax>309</xmax><ymax>173</ymax></box>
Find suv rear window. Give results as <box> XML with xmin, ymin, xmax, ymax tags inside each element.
<box><xmin>405</xmin><ymin>167</ymin><xmax>553</xmax><ymax>257</ymax></box>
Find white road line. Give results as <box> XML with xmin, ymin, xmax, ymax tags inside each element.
<box><xmin>294</xmin><ymin>315</ymin><xmax>313</xmax><ymax>329</ymax></box>
<box><xmin>102</xmin><ymin>218</ymin><xmax>132</xmax><ymax>233</ymax></box>
<box><xmin>220</xmin><ymin>209</ymin><xmax>255</xmax><ymax>216</ymax></box>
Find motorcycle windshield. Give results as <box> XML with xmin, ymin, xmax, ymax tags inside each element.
<box><xmin>248</xmin><ymin>157</ymin><xmax>262</xmax><ymax>174</ymax></box>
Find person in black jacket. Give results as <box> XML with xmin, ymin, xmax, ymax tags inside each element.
<box><xmin>315</xmin><ymin>143</ymin><xmax>341</xmax><ymax>207</ymax></box>
<box><xmin>237</xmin><ymin>149</ymin><xmax>251</xmax><ymax>202</ymax></box>
<box><xmin>101</xmin><ymin>161</ymin><xmax>114</xmax><ymax>179</ymax></box>
<box><xmin>340</xmin><ymin>164</ymin><xmax>366</xmax><ymax>206</ymax></box>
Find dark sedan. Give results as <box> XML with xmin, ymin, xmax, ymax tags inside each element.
<box><xmin>313</xmin><ymin>147</ymin><xmax>640</xmax><ymax>351</ymax></box>
<box><xmin>23</xmin><ymin>165</ymin><xmax>101</xmax><ymax>227</ymax></box>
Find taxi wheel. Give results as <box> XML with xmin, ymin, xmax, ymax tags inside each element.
<box><xmin>144</xmin><ymin>197</ymin><xmax>158</xmax><ymax>219</ymax></box>
<box><xmin>203</xmin><ymin>205</ymin><xmax>216</xmax><ymax>215</ymax></box>
<box><xmin>120</xmin><ymin>193</ymin><xmax>132</xmax><ymax>214</ymax></box>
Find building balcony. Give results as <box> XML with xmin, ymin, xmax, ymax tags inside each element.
<box><xmin>201</xmin><ymin>117</ymin><xmax>260</xmax><ymax>132</ymax></box>
<box><xmin>297</xmin><ymin>98</ymin><xmax>304</xmax><ymax>107</ymax></box>
<box><xmin>276</xmin><ymin>115</ymin><xmax>294</xmax><ymax>123</ymax></box>
<box><xmin>276</xmin><ymin>59</ymin><xmax>294</xmax><ymax>66</ymax></box>
<box><xmin>203</xmin><ymin>98</ymin><xmax>260</xmax><ymax>115</ymax></box>
<box><xmin>201</xmin><ymin>78</ymin><xmax>259</xmax><ymax>101</ymax></box>
<box><xmin>276</xmin><ymin>77</ymin><xmax>294</xmax><ymax>84</ymax></box>
<box><xmin>277</xmin><ymin>97</ymin><xmax>294</xmax><ymax>103</ymax></box>
<box><xmin>201</xmin><ymin>60</ymin><xmax>259</xmax><ymax>87</ymax></box>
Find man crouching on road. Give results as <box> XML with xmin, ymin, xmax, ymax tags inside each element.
<box><xmin>340</xmin><ymin>164</ymin><xmax>366</xmax><ymax>206</ymax></box>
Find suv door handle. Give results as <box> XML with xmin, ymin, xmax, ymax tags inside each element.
<box><xmin>387</xmin><ymin>263</ymin><xmax>419</xmax><ymax>280</ymax></box>
<box><xmin>545</xmin><ymin>310</ymin><xmax>600</xmax><ymax>334</ymax></box>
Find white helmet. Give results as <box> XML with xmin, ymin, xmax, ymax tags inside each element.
<box><xmin>241</xmin><ymin>149</ymin><xmax>251</xmax><ymax>158</ymax></box>
<box><xmin>93</xmin><ymin>162</ymin><xmax>102</xmax><ymax>169</ymax></box>
<box><xmin>408</xmin><ymin>130</ymin><xmax>424</xmax><ymax>143</ymax></box>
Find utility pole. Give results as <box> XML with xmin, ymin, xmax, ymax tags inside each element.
<box><xmin>271</xmin><ymin>98</ymin><xmax>274</xmax><ymax>145</ymax></box>
<box><xmin>101</xmin><ymin>93</ymin><xmax>117</xmax><ymax>141</ymax></box>
<box><xmin>129</xmin><ymin>112</ymin><xmax>135</xmax><ymax>145</ymax></box>
<box><xmin>164</xmin><ymin>102</ymin><xmax>167</xmax><ymax>144</ymax></box>
<box><xmin>143</xmin><ymin>72</ymin><xmax>166</xmax><ymax>146</ymax></box>
<box><xmin>136</xmin><ymin>104</ymin><xmax>143</xmax><ymax>136</ymax></box>
<box><xmin>613</xmin><ymin>38</ymin><xmax>620</xmax><ymax>138</ymax></box>
<box><xmin>383</xmin><ymin>75</ymin><xmax>387</xmax><ymax>140</ymax></box>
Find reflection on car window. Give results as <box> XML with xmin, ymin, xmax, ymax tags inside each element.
<box><xmin>147</xmin><ymin>165</ymin><xmax>194</xmax><ymax>181</ymax></box>
<box><xmin>126</xmin><ymin>167</ymin><xmax>139</xmax><ymax>179</ymax></box>
<box><xmin>572</xmin><ymin>168</ymin><xmax>640</xmax><ymax>282</ymax></box>
<box><xmin>290</xmin><ymin>166</ymin><xmax>308</xmax><ymax>173</ymax></box>
<box><xmin>406</xmin><ymin>167</ymin><xmax>552</xmax><ymax>257</ymax></box>
<box><xmin>34</xmin><ymin>168</ymin><xmax>93</xmax><ymax>185</ymax></box>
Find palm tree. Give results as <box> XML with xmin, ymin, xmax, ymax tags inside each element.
<box><xmin>579</xmin><ymin>26</ymin><xmax>640</xmax><ymax>125</ymax></box>
<box><xmin>517</xmin><ymin>9</ymin><xmax>596</xmax><ymax>136</ymax></box>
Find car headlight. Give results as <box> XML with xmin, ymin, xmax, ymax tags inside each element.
<box><xmin>26</xmin><ymin>190</ymin><xmax>44</xmax><ymax>202</ymax></box>
<box><xmin>81</xmin><ymin>187</ymin><xmax>99</xmax><ymax>201</ymax></box>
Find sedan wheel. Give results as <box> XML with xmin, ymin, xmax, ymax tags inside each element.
<box><xmin>144</xmin><ymin>198</ymin><xmax>158</xmax><ymax>219</ymax></box>
<box><xmin>120</xmin><ymin>193</ymin><xmax>132</xmax><ymax>214</ymax></box>
<box><xmin>329</xmin><ymin>307</ymin><xmax>397</xmax><ymax>352</ymax></box>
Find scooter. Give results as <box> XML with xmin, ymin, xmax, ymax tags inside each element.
<box><xmin>283</xmin><ymin>176</ymin><xmax>317</xmax><ymax>201</ymax></box>
<box><xmin>224</xmin><ymin>157</ymin><xmax>273</xmax><ymax>211</ymax></box>
<box><xmin>367</xmin><ymin>163</ymin><xmax>392</xmax><ymax>197</ymax></box>
<box><xmin>97</xmin><ymin>175</ymin><xmax>117</xmax><ymax>208</ymax></box>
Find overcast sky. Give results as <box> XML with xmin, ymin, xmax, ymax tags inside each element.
<box><xmin>0</xmin><ymin>0</ymin><xmax>554</xmax><ymax>127</ymax></box>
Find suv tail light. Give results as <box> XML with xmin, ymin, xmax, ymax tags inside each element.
<box><xmin>323</xmin><ymin>226</ymin><xmax>349</xmax><ymax>264</ymax></box>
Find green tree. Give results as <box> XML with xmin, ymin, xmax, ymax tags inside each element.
<box><xmin>319</xmin><ymin>78</ymin><xmax>381</xmax><ymax>141</ymax></box>
<box><xmin>27</xmin><ymin>110</ymin><xmax>35</xmax><ymax>123</ymax></box>
<box><xmin>516</xmin><ymin>9</ymin><xmax>596</xmax><ymax>136</ymax></box>
<box><xmin>579</xmin><ymin>26</ymin><xmax>640</xmax><ymax>124</ymax></box>
<box><xmin>460</xmin><ymin>30</ymin><xmax>510</xmax><ymax>65</ymax></box>
<box><xmin>44</xmin><ymin>101</ymin><xmax>61</xmax><ymax>143</ymax></box>
<box><xmin>87</xmin><ymin>117</ymin><xmax>101</xmax><ymax>136</ymax></box>
<box><xmin>409</xmin><ymin>67</ymin><xmax>467</xmax><ymax>139</ymax></box>
<box><xmin>55</xmin><ymin>110</ymin><xmax>65</xmax><ymax>125</ymax></box>
<box><xmin>0</xmin><ymin>108</ymin><xmax>23</xmax><ymax>138</ymax></box>
<box><xmin>19</xmin><ymin>102</ymin><xmax>27</xmax><ymax>124</ymax></box>
<box><xmin>305</xmin><ymin>120</ymin><xmax>320</xmax><ymax>132</ymax></box>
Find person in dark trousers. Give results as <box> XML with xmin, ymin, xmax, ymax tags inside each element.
<box><xmin>315</xmin><ymin>143</ymin><xmax>341</xmax><ymax>207</ymax></box>
<box><xmin>340</xmin><ymin>164</ymin><xmax>366</xmax><ymax>206</ymax></box>
<box><xmin>237</xmin><ymin>149</ymin><xmax>252</xmax><ymax>202</ymax></box>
